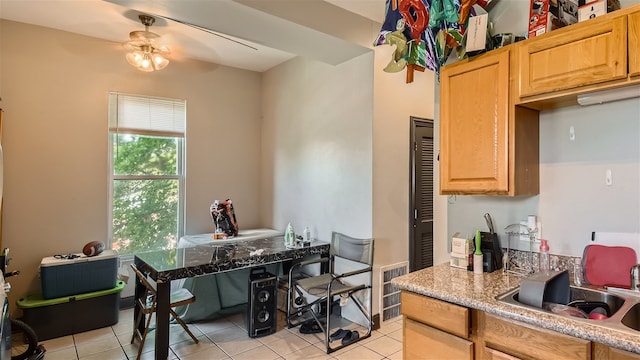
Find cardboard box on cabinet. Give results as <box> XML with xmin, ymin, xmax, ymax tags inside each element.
<box><xmin>529</xmin><ymin>0</ymin><xmax>621</xmax><ymax>37</ymax></box>
<box><xmin>578</xmin><ymin>0</ymin><xmax>607</xmax><ymax>21</ymax></box>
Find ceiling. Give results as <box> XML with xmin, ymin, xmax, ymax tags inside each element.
<box><xmin>0</xmin><ymin>0</ymin><xmax>385</xmax><ymax>72</ymax></box>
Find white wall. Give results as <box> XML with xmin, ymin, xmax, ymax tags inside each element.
<box><xmin>260</xmin><ymin>42</ymin><xmax>444</xmax><ymax>316</ymax></box>
<box><xmin>261</xmin><ymin>55</ymin><xmax>374</xmax><ymax>241</ymax></box>
<box><xmin>0</xmin><ymin>20</ymin><xmax>264</xmax><ymax>309</ymax></box>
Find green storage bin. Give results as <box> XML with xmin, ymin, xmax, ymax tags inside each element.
<box><xmin>17</xmin><ymin>280</ymin><xmax>124</xmax><ymax>341</ymax></box>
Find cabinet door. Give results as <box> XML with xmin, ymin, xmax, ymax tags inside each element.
<box><xmin>483</xmin><ymin>314</ymin><xmax>591</xmax><ymax>360</ymax></box>
<box><xmin>440</xmin><ymin>50</ymin><xmax>510</xmax><ymax>194</ymax></box>
<box><xmin>404</xmin><ymin>317</ymin><xmax>474</xmax><ymax>360</ymax></box>
<box><xmin>593</xmin><ymin>343</ymin><xmax>640</xmax><ymax>360</ymax></box>
<box><xmin>611</xmin><ymin>348</ymin><xmax>640</xmax><ymax>360</ymax></box>
<box><xmin>629</xmin><ymin>12</ymin><xmax>640</xmax><ymax>78</ymax></box>
<box><xmin>401</xmin><ymin>291</ymin><xmax>470</xmax><ymax>338</ymax></box>
<box><xmin>518</xmin><ymin>16</ymin><xmax>627</xmax><ymax>97</ymax></box>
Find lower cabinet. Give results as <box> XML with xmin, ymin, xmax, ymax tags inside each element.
<box><xmin>481</xmin><ymin>312</ymin><xmax>590</xmax><ymax>360</ymax></box>
<box><xmin>404</xmin><ymin>317</ymin><xmax>473</xmax><ymax>360</ymax></box>
<box><xmin>401</xmin><ymin>291</ymin><xmax>473</xmax><ymax>359</ymax></box>
<box><xmin>401</xmin><ymin>290</ymin><xmax>640</xmax><ymax>360</ymax></box>
<box><xmin>593</xmin><ymin>343</ymin><xmax>640</xmax><ymax>360</ymax></box>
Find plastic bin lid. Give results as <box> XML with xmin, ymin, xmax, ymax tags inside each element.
<box><xmin>17</xmin><ymin>280</ymin><xmax>125</xmax><ymax>308</ymax></box>
<box><xmin>40</xmin><ymin>250</ymin><xmax>118</xmax><ymax>267</ymax></box>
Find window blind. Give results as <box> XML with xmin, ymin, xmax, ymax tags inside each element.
<box><xmin>108</xmin><ymin>92</ymin><xmax>186</xmax><ymax>137</ymax></box>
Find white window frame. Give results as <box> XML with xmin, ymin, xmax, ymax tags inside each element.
<box><xmin>107</xmin><ymin>92</ymin><xmax>186</xmax><ymax>258</ymax></box>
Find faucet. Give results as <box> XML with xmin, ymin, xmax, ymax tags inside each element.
<box><xmin>632</xmin><ymin>264</ymin><xmax>640</xmax><ymax>291</ymax></box>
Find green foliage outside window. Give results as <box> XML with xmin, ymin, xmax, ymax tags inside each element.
<box><xmin>111</xmin><ymin>134</ymin><xmax>180</xmax><ymax>255</ymax></box>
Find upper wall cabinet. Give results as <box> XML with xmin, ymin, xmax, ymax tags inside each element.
<box><xmin>629</xmin><ymin>11</ymin><xmax>640</xmax><ymax>78</ymax></box>
<box><xmin>515</xmin><ymin>4</ymin><xmax>640</xmax><ymax>107</ymax></box>
<box><xmin>440</xmin><ymin>49</ymin><xmax>540</xmax><ymax>196</ymax></box>
<box><xmin>438</xmin><ymin>4</ymin><xmax>640</xmax><ymax>196</ymax></box>
<box><xmin>517</xmin><ymin>16</ymin><xmax>627</xmax><ymax>98</ymax></box>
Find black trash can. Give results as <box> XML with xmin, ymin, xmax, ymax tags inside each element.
<box><xmin>247</xmin><ymin>267</ymin><xmax>277</xmax><ymax>338</ymax></box>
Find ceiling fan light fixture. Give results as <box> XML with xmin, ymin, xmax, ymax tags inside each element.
<box><xmin>153</xmin><ymin>54</ymin><xmax>169</xmax><ymax>70</ymax></box>
<box><xmin>124</xmin><ymin>14</ymin><xmax>170</xmax><ymax>72</ymax></box>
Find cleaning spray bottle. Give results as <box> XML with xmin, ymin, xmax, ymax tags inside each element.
<box><xmin>539</xmin><ymin>239</ymin><xmax>550</xmax><ymax>273</ymax></box>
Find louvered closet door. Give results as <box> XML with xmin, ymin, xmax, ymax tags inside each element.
<box><xmin>411</xmin><ymin>121</ymin><xmax>434</xmax><ymax>271</ymax></box>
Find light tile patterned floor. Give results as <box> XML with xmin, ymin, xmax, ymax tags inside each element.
<box><xmin>38</xmin><ymin>309</ymin><xmax>403</xmax><ymax>360</ymax></box>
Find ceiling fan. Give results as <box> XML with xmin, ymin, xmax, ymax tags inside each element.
<box><xmin>123</xmin><ymin>14</ymin><xmax>171</xmax><ymax>72</ymax></box>
<box><xmin>123</xmin><ymin>12</ymin><xmax>258</xmax><ymax>72</ymax></box>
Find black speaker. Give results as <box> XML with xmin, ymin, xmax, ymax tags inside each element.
<box><xmin>247</xmin><ymin>267</ymin><xmax>277</xmax><ymax>338</ymax></box>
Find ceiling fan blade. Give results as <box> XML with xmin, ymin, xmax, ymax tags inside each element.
<box><xmin>123</xmin><ymin>42</ymin><xmax>142</xmax><ymax>51</ymax></box>
<box><xmin>155</xmin><ymin>14</ymin><xmax>258</xmax><ymax>51</ymax></box>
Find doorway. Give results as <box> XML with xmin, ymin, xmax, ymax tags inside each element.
<box><xmin>409</xmin><ymin>117</ymin><xmax>434</xmax><ymax>272</ymax></box>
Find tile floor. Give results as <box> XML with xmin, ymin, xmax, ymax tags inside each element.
<box><xmin>38</xmin><ymin>308</ymin><xmax>403</xmax><ymax>360</ymax></box>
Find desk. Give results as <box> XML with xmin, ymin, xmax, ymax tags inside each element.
<box><xmin>173</xmin><ymin>229</ymin><xmax>283</xmax><ymax>322</ymax></box>
<box><xmin>134</xmin><ymin>236</ymin><xmax>330</xmax><ymax>360</ymax></box>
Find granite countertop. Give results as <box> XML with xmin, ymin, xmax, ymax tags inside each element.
<box><xmin>392</xmin><ymin>263</ymin><xmax>640</xmax><ymax>354</ymax></box>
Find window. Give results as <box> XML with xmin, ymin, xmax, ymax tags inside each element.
<box><xmin>108</xmin><ymin>93</ymin><xmax>186</xmax><ymax>256</ymax></box>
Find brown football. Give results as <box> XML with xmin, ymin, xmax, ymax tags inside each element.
<box><xmin>82</xmin><ymin>241</ymin><xmax>105</xmax><ymax>257</ymax></box>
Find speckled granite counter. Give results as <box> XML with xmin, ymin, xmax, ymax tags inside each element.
<box><xmin>392</xmin><ymin>263</ymin><xmax>640</xmax><ymax>354</ymax></box>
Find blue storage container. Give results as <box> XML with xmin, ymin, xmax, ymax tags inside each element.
<box><xmin>40</xmin><ymin>250</ymin><xmax>118</xmax><ymax>299</ymax></box>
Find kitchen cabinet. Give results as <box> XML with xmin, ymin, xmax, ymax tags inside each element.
<box><xmin>402</xmin><ymin>289</ymin><xmax>640</xmax><ymax>360</ymax></box>
<box><xmin>481</xmin><ymin>312</ymin><xmax>591</xmax><ymax>360</ymax></box>
<box><xmin>401</xmin><ymin>291</ymin><xmax>473</xmax><ymax>359</ymax></box>
<box><xmin>517</xmin><ymin>16</ymin><xmax>627</xmax><ymax>99</ymax></box>
<box><xmin>629</xmin><ymin>11</ymin><xmax>640</xmax><ymax>78</ymax></box>
<box><xmin>594</xmin><ymin>343</ymin><xmax>640</xmax><ymax>360</ymax></box>
<box><xmin>439</xmin><ymin>48</ymin><xmax>539</xmax><ymax>196</ymax></box>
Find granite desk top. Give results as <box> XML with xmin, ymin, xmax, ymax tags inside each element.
<box><xmin>134</xmin><ymin>236</ymin><xmax>330</xmax><ymax>283</ymax></box>
<box><xmin>392</xmin><ymin>263</ymin><xmax>640</xmax><ymax>354</ymax></box>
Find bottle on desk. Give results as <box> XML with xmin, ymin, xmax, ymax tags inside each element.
<box><xmin>284</xmin><ymin>223</ymin><xmax>296</xmax><ymax>247</ymax></box>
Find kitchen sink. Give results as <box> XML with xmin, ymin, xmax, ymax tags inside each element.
<box><xmin>497</xmin><ymin>285</ymin><xmax>627</xmax><ymax>318</ymax></box>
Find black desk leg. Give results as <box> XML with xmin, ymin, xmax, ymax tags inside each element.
<box><xmin>155</xmin><ymin>280</ymin><xmax>170</xmax><ymax>360</ymax></box>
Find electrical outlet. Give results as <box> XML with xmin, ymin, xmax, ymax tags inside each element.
<box><xmin>569</xmin><ymin>126</ymin><xmax>575</xmax><ymax>141</ymax></box>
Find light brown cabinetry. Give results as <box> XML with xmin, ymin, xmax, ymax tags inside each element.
<box><xmin>629</xmin><ymin>11</ymin><xmax>640</xmax><ymax>78</ymax></box>
<box><xmin>517</xmin><ymin>16</ymin><xmax>627</xmax><ymax>98</ymax></box>
<box><xmin>439</xmin><ymin>49</ymin><xmax>539</xmax><ymax>196</ymax></box>
<box><xmin>439</xmin><ymin>4</ymin><xmax>640</xmax><ymax>196</ymax></box>
<box><xmin>405</xmin><ymin>317</ymin><xmax>473</xmax><ymax>360</ymax></box>
<box><xmin>594</xmin><ymin>343</ymin><xmax>640</xmax><ymax>360</ymax></box>
<box><xmin>481</xmin><ymin>312</ymin><xmax>591</xmax><ymax>360</ymax></box>
<box><xmin>402</xmin><ymin>290</ymin><xmax>640</xmax><ymax>360</ymax></box>
<box><xmin>401</xmin><ymin>291</ymin><xmax>473</xmax><ymax>359</ymax></box>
